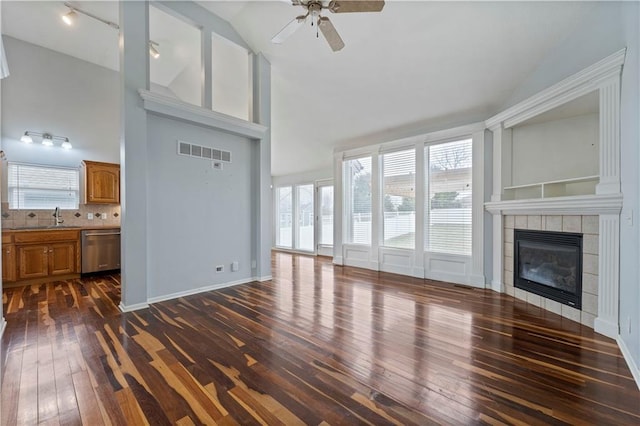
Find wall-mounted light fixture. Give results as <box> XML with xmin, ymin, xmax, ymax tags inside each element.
<box><xmin>20</xmin><ymin>131</ymin><xmax>72</xmax><ymax>150</ymax></box>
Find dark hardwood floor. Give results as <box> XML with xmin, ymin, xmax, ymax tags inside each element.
<box><xmin>2</xmin><ymin>252</ymin><xmax>639</xmax><ymax>425</ymax></box>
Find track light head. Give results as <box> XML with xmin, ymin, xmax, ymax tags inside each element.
<box><xmin>149</xmin><ymin>41</ymin><xmax>160</xmax><ymax>59</ymax></box>
<box><xmin>62</xmin><ymin>9</ymin><xmax>77</xmax><ymax>26</ymax></box>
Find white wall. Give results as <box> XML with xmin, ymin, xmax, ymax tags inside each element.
<box><xmin>511</xmin><ymin>113</ymin><xmax>598</xmax><ymax>185</ymax></box>
<box><xmin>502</xmin><ymin>1</ymin><xmax>640</xmax><ymax>384</ymax></box>
<box><xmin>146</xmin><ymin>114</ymin><xmax>255</xmax><ymax>299</ymax></box>
<box><xmin>1</xmin><ymin>37</ymin><xmax>119</xmax><ymax>167</ymax></box>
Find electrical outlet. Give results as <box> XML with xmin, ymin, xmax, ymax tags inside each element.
<box><xmin>215</xmin><ymin>265</ymin><xmax>224</xmax><ymax>273</ymax></box>
<box><xmin>231</xmin><ymin>261</ymin><xmax>239</xmax><ymax>272</ymax></box>
<box><xmin>102</xmin><ymin>212</ymin><xmax>108</xmax><ymax>220</ymax></box>
<box><xmin>87</xmin><ymin>213</ymin><xmax>93</xmax><ymax>220</ymax></box>
<box><xmin>213</xmin><ymin>162</ymin><xmax>223</xmax><ymax>170</ymax></box>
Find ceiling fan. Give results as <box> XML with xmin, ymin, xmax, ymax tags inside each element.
<box><xmin>272</xmin><ymin>1</ymin><xmax>385</xmax><ymax>52</ymax></box>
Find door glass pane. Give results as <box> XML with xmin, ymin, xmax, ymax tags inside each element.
<box><xmin>276</xmin><ymin>187</ymin><xmax>292</xmax><ymax>248</ymax></box>
<box><xmin>295</xmin><ymin>184</ymin><xmax>314</xmax><ymax>251</ymax></box>
<box><xmin>425</xmin><ymin>139</ymin><xmax>472</xmax><ymax>255</ymax></box>
<box><xmin>382</xmin><ymin>149</ymin><xmax>415</xmax><ymax>249</ymax></box>
<box><xmin>319</xmin><ymin>186</ymin><xmax>334</xmax><ymax>246</ymax></box>
<box><xmin>344</xmin><ymin>157</ymin><xmax>372</xmax><ymax>244</ymax></box>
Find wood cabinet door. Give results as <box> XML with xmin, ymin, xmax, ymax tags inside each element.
<box><xmin>87</xmin><ymin>164</ymin><xmax>120</xmax><ymax>204</ymax></box>
<box><xmin>2</xmin><ymin>244</ymin><xmax>16</xmax><ymax>282</ymax></box>
<box><xmin>49</xmin><ymin>242</ymin><xmax>77</xmax><ymax>275</ymax></box>
<box><xmin>18</xmin><ymin>245</ymin><xmax>49</xmax><ymax>280</ymax></box>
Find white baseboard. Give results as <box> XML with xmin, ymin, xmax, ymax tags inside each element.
<box><xmin>258</xmin><ymin>275</ymin><xmax>272</xmax><ymax>282</ymax></box>
<box><xmin>147</xmin><ymin>277</ymin><xmax>257</xmax><ymax>305</ymax></box>
<box><xmin>469</xmin><ymin>274</ymin><xmax>487</xmax><ymax>289</ymax></box>
<box><xmin>617</xmin><ymin>335</ymin><xmax>640</xmax><ymax>390</ymax></box>
<box><xmin>594</xmin><ymin>317</ymin><xmax>619</xmax><ymax>339</ymax></box>
<box><xmin>118</xmin><ymin>302</ymin><xmax>150</xmax><ymax>313</ymax></box>
<box><xmin>490</xmin><ymin>279</ymin><xmax>503</xmax><ymax>293</ymax></box>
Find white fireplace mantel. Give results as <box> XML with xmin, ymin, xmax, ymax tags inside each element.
<box><xmin>485</xmin><ymin>193</ymin><xmax>623</xmax><ymax>216</ymax></box>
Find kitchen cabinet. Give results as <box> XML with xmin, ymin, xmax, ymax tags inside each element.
<box><xmin>7</xmin><ymin>229</ymin><xmax>80</xmax><ymax>283</ymax></box>
<box><xmin>81</xmin><ymin>160</ymin><xmax>120</xmax><ymax>204</ymax></box>
<box><xmin>2</xmin><ymin>244</ymin><xmax>16</xmax><ymax>282</ymax></box>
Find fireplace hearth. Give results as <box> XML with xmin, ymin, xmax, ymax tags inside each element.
<box><xmin>514</xmin><ymin>229</ymin><xmax>583</xmax><ymax>309</ymax></box>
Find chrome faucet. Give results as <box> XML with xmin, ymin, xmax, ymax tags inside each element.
<box><xmin>54</xmin><ymin>207</ymin><xmax>64</xmax><ymax>226</ymax></box>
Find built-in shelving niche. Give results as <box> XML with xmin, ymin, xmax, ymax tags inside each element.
<box><xmin>503</xmin><ymin>90</ymin><xmax>600</xmax><ymax>201</ymax></box>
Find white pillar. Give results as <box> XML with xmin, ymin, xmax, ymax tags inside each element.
<box><xmin>471</xmin><ymin>129</ymin><xmax>489</xmax><ymax>287</ymax></box>
<box><xmin>413</xmin><ymin>141</ymin><xmax>426</xmax><ymax>278</ymax></box>
<box><xmin>370</xmin><ymin>152</ymin><xmax>380</xmax><ymax>270</ymax></box>
<box><xmin>333</xmin><ymin>152</ymin><xmax>344</xmax><ymax>265</ymax></box>
<box><xmin>596</xmin><ymin>78</ymin><xmax>621</xmax><ymax>195</ymax></box>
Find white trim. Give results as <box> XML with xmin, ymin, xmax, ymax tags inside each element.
<box><xmin>617</xmin><ymin>336</ymin><xmax>640</xmax><ymax>390</ymax></box>
<box><xmin>139</xmin><ymin>90</ymin><xmax>268</xmax><ymax>140</ymax></box>
<box><xmin>594</xmin><ymin>317</ymin><xmax>619</xmax><ymax>339</ymax></box>
<box><xmin>333</xmin><ymin>256</ymin><xmax>344</xmax><ymax>265</ymax></box>
<box><xmin>258</xmin><ymin>275</ymin><xmax>272</xmax><ymax>282</ymax></box>
<box><xmin>118</xmin><ymin>302</ymin><xmax>150</xmax><ymax>312</ymax></box>
<box><xmin>485</xmin><ymin>193</ymin><xmax>623</xmax><ymax>216</ymax></box>
<box><xmin>485</xmin><ymin>49</ymin><xmax>626</xmax><ymax>128</ymax></box>
<box><xmin>147</xmin><ymin>277</ymin><xmax>258</xmax><ymax>304</ymax></box>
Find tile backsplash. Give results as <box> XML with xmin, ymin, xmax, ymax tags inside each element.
<box><xmin>1</xmin><ymin>202</ymin><xmax>121</xmax><ymax>228</ymax></box>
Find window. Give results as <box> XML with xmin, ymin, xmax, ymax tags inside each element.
<box><xmin>425</xmin><ymin>139</ymin><xmax>472</xmax><ymax>255</ymax></box>
<box><xmin>344</xmin><ymin>157</ymin><xmax>372</xmax><ymax>244</ymax></box>
<box><xmin>295</xmin><ymin>185</ymin><xmax>314</xmax><ymax>251</ymax></box>
<box><xmin>318</xmin><ymin>186</ymin><xmax>334</xmax><ymax>246</ymax></box>
<box><xmin>382</xmin><ymin>149</ymin><xmax>415</xmax><ymax>249</ymax></box>
<box><xmin>8</xmin><ymin>163</ymin><xmax>79</xmax><ymax>210</ymax></box>
<box><xmin>276</xmin><ymin>186</ymin><xmax>292</xmax><ymax>248</ymax></box>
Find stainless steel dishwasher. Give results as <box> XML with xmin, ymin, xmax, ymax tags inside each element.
<box><xmin>81</xmin><ymin>228</ymin><xmax>121</xmax><ymax>273</ymax></box>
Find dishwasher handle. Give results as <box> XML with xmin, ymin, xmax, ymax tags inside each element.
<box><xmin>83</xmin><ymin>232</ymin><xmax>121</xmax><ymax>237</ymax></box>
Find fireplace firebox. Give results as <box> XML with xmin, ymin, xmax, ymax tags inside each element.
<box><xmin>514</xmin><ymin>229</ymin><xmax>582</xmax><ymax>309</ymax></box>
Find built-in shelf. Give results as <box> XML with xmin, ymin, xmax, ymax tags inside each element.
<box><xmin>502</xmin><ymin>175</ymin><xmax>599</xmax><ymax>200</ymax></box>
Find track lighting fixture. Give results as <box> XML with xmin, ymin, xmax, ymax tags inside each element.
<box><xmin>149</xmin><ymin>41</ymin><xmax>160</xmax><ymax>59</ymax></box>
<box><xmin>20</xmin><ymin>131</ymin><xmax>72</xmax><ymax>150</ymax></box>
<box><xmin>61</xmin><ymin>2</ymin><xmax>119</xmax><ymax>30</ymax></box>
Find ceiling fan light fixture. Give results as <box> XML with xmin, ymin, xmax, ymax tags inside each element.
<box><xmin>62</xmin><ymin>9</ymin><xmax>77</xmax><ymax>26</ymax></box>
<box><xmin>20</xmin><ymin>132</ymin><xmax>33</xmax><ymax>144</ymax></box>
<box><xmin>149</xmin><ymin>41</ymin><xmax>160</xmax><ymax>59</ymax></box>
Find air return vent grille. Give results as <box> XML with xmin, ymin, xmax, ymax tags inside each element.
<box><xmin>177</xmin><ymin>141</ymin><xmax>232</xmax><ymax>163</ymax></box>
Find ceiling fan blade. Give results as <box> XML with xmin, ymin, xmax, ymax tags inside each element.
<box><xmin>329</xmin><ymin>0</ymin><xmax>385</xmax><ymax>13</ymax></box>
<box><xmin>272</xmin><ymin>15</ymin><xmax>307</xmax><ymax>44</ymax></box>
<box><xmin>318</xmin><ymin>17</ymin><xmax>345</xmax><ymax>52</ymax></box>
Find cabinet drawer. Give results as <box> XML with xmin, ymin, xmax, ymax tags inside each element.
<box><xmin>14</xmin><ymin>230</ymin><xmax>80</xmax><ymax>244</ymax></box>
<box><xmin>2</xmin><ymin>233</ymin><xmax>13</xmax><ymax>244</ymax></box>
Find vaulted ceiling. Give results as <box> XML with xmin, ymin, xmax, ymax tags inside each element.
<box><xmin>2</xmin><ymin>1</ymin><xmax>600</xmax><ymax>176</ymax></box>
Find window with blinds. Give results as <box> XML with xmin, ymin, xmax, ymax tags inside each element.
<box><xmin>425</xmin><ymin>139</ymin><xmax>472</xmax><ymax>255</ymax></box>
<box><xmin>275</xmin><ymin>186</ymin><xmax>293</xmax><ymax>248</ymax></box>
<box><xmin>382</xmin><ymin>149</ymin><xmax>415</xmax><ymax>249</ymax></box>
<box><xmin>8</xmin><ymin>163</ymin><xmax>79</xmax><ymax>210</ymax></box>
<box><xmin>344</xmin><ymin>157</ymin><xmax>372</xmax><ymax>244</ymax></box>
<box><xmin>295</xmin><ymin>184</ymin><xmax>314</xmax><ymax>251</ymax></box>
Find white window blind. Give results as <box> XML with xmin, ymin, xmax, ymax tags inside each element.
<box><xmin>345</xmin><ymin>157</ymin><xmax>372</xmax><ymax>244</ymax></box>
<box><xmin>276</xmin><ymin>186</ymin><xmax>292</xmax><ymax>248</ymax></box>
<box><xmin>318</xmin><ymin>186</ymin><xmax>334</xmax><ymax>246</ymax></box>
<box><xmin>425</xmin><ymin>139</ymin><xmax>472</xmax><ymax>255</ymax></box>
<box><xmin>382</xmin><ymin>149</ymin><xmax>415</xmax><ymax>249</ymax></box>
<box><xmin>8</xmin><ymin>163</ymin><xmax>79</xmax><ymax>210</ymax></box>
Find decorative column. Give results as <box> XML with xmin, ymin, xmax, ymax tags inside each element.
<box><xmin>489</xmin><ymin>125</ymin><xmax>509</xmax><ymax>292</ymax></box>
<box><xmin>594</xmin><ymin>75</ymin><xmax>622</xmax><ymax>338</ymax></box>
<box><xmin>470</xmin><ymin>129</ymin><xmax>491</xmax><ymax>287</ymax></box>
<box><xmin>413</xmin><ymin>140</ymin><xmax>426</xmax><ymax>278</ymax></box>
<box><xmin>332</xmin><ymin>152</ymin><xmax>344</xmax><ymax>265</ymax></box>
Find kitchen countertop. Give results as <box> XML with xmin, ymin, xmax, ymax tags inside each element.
<box><xmin>3</xmin><ymin>225</ymin><xmax>121</xmax><ymax>233</ymax></box>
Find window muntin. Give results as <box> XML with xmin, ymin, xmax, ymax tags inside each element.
<box><xmin>425</xmin><ymin>139</ymin><xmax>472</xmax><ymax>255</ymax></box>
<box><xmin>8</xmin><ymin>163</ymin><xmax>79</xmax><ymax>210</ymax></box>
<box><xmin>382</xmin><ymin>149</ymin><xmax>415</xmax><ymax>249</ymax></box>
<box><xmin>344</xmin><ymin>157</ymin><xmax>372</xmax><ymax>244</ymax></box>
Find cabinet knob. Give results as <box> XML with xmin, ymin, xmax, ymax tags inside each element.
<box><xmin>49</xmin><ymin>249</ymin><xmax>53</xmax><ymax>253</ymax></box>
<box><xmin>44</xmin><ymin>249</ymin><xmax>48</xmax><ymax>253</ymax></box>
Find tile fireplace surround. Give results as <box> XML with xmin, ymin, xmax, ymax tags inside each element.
<box><xmin>503</xmin><ymin>215</ymin><xmax>599</xmax><ymax>328</ymax></box>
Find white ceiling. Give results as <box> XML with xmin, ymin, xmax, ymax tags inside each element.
<box><xmin>2</xmin><ymin>1</ymin><xmax>598</xmax><ymax>176</ymax></box>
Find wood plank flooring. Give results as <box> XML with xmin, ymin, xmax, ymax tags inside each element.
<box><xmin>1</xmin><ymin>252</ymin><xmax>639</xmax><ymax>425</ymax></box>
